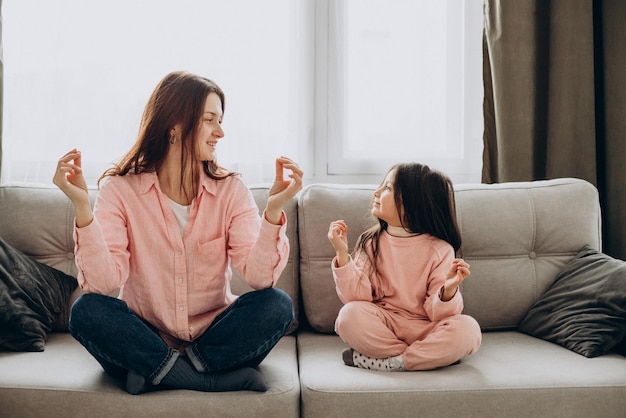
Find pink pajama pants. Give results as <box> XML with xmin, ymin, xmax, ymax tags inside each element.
<box><xmin>335</xmin><ymin>301</ymin><xmax>482</xmax><ymax>370</ymax></box>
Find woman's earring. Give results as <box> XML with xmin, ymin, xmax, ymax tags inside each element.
<box><xmin>169</xmin><ymin>134</ymin><xmax>177</xmax><ymax>144</ymax></box>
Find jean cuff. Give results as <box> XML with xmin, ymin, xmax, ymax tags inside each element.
<box><xmin>185</xmin><ymin>345</ymin><xmax>208</xmax><ymax>372</ymax></box>
<box><xmin>150</xmin><ymin>348</ymin><xmax>180</xmax><ymax>385</ymax></box>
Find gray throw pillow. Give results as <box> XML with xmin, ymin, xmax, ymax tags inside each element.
<box><xmin>0</xmin><ymin>238</ymin><xmax>78</xmax><ymax>351</ymax></box>
<box><xmin>518</xmin><ymin>245</ymin><xmax>626</xmax><ymax>358</ymax></box>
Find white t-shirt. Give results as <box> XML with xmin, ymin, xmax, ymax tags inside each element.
<box><xmin>169</xmin><ymin>199</ymin><xmax>189</xmax><ymax>236</ymax></box>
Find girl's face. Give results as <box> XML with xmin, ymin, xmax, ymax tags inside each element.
<box><xmin>194</xmin><ymin>92</ymin><xmax>224</xmax><ymax>162</ymax></box>
<box><xmin>372</xmin><ymin>169</ymin><xmax>402</xmax><ymax>227</ymax></box>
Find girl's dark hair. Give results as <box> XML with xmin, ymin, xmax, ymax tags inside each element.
<box><xmin>355</xmin><ymin>163</ymin><xmax>462</xmax><ymax>274</ymax></box>
<box><xmin>99</xmin><ymin>71</ymin><xmax>235</xmax><ymax>200</ymax></box>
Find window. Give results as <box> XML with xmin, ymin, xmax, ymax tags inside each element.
<box><xmin>318</xmin><ymin>0</ymin><xmax>484</xmax><ymax>184</ymax></box>
<box><xmin>2</xmin><ymin>0</ymin><xmax>313</xmax><ymax>185</ymax></box>
<box><xmin>2</xmin><ymin>0</ymin><xmax>483</xmax><ymax>186</ymax></box>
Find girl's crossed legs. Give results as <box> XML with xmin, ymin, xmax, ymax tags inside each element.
<box><xmin>335</xmin><ymin>301</ymin><xmax>481</xmax><ymax>370</ymax></box>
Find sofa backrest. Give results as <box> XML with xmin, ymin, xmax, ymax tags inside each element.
<box><xmin>0</xmin><ymin>178</ymin><xmax>602</xmax><ymax>334</ymax></box>
<box><xmin>0</xmin><ymin>184</ymin><xmax>301</xmax><ymax>332</ymax></box>
<box><xmin>0</xmin><ymin>185</ymin><xmax>97</xmax><ymax>276</ymax></box>
<box><xmin>297</xmin><ymin>178</ymin><xmax>601</xmax><ymax>333</ymax></box>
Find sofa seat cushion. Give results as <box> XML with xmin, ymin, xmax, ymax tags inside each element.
<box><xmin>0</xmin><ymin>333</ymin><xmax>300</xmax><ymax>418</ymax></box>
<box><xmin>297</xmin><ymin>330</ymin><xmax>626</xmax><ymax>418</ymax></box>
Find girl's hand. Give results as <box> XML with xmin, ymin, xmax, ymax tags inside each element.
<box><xmin>328</xmin><ymin>220</ymin><xmax>350</xmax><ymax>267</ymax></box>
<box><xmin>53</xmin><ymin>149</ymin><xmax>93</xmax><ymax>227</ymax></box>
<box><xmin>441</xmin><ymin>258</ymin><xmax>471</xmax><ymax>301</ymax></box>
<box><xmin>266</xmin><ymin>156</ymin><xmax>303</xmax><ymax>224</ymax></box>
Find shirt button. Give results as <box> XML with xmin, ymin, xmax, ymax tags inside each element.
<box><xmin>179</xmin><ymin>306</ymin><xmax>184</xmax><ymax>311</ymax></box>
<box><xmin>189</xmin><ymin>326</ymin><xmax>194</xmax><ymax>331</ymax></box>
<box><xmin>177</xmin><ymin>278</ymin><xmax>183</xmax><ymax>283</ymax></box>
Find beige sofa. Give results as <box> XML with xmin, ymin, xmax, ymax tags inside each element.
<box><xmin>1</xmin><ymin>178</ymin><xmax>625</xmax><ymax>418</ymax></box>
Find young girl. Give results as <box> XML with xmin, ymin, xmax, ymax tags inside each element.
<box><xmin>53</xmin><ymin>71</ymin><xmax>303</xmax><ymax>394</ymax></box>
<box><xmin>327</xmin><ymin>163</ymin><xmax>481</xmax><ymax>371</ymax></box>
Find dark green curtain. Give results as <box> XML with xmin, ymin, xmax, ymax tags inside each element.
<box><xmin>483</xmin><ymin>0</ymin><xmax>626</xmax><ymax>260</ymax></box>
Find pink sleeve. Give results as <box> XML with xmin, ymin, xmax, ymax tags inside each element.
<box><xmin>332</xmin><ymin>253</ymin><xmax>375</xmax><ymax>303</ymax></box>
<box><xmin>228</xmin><ymin>184</ymin><xmax>290</xmax><ymax>290</ymax></box>
<box><xmin>74</xmin><ymin>180</ymin><xmax>130</xmax><ymax>295</ymax></box>
<box><xmin>422</xmin><ymin>250</ymin><xmax>464</xmax><ymax>321</ymax></box>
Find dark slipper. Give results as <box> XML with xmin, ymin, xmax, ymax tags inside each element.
<box><xmin>342</xmin><ymin>348</ymin><xmax>355</xmax><ymax>367</ymax></box>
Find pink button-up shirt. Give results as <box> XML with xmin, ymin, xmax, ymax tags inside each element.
<box><xmin>74</xmin><ymin>172</ymin><xmax>289</xmax><ymax>349</ymax></box>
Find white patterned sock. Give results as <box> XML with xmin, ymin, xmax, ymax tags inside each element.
<box><xmin>352</xmin><ymin>350</ymin><xmax>405</xmax><ymax>371</ymax></box>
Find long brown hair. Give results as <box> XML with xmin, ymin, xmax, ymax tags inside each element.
<box><xmin>99</xmin><ymin>71</ymin><xmax>235</xmax><ymax>200</ymax></box>
<box><xmin>355</xmin><ymin>163</ymin><xmax>462</xmax><ymax>275</ymax></box>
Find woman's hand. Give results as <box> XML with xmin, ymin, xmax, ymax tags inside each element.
<box><xmin>53</xmin><ymin>149</ymin><xmax>93</xmax><ymax>227</ymax></box>
<box><xmin>328</xmin><ymin>220</ymin><xmax>350</xmax><ymax>267</ymax></box>
<box><xmin>265</xmin><ymin>156</ymin><xmax>303</xmax><ymax>224</ymax></box>
<box><xmin>441</xmin><ymin>258</ymin><xmax>471</xmax><ymax>301</ymax></box>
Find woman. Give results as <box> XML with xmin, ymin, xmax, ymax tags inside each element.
<box><xmin>53</xmin><ymin>71</ymin><xmax>303</xmax><ymax>394</ymax></box>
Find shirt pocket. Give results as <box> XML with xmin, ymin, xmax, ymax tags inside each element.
<box><xmin>192</xmin><ymin>236</ymin><xmax>228</xmax><ymax>295</ymax></box>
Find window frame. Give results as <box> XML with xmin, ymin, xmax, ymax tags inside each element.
<box><xmin>314</xmin><ymin>0</ymin><xmax>484</xmax><ymax>184</ymax></box>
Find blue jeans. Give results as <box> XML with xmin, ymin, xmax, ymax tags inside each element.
<box><xmin>69</xmin><ymin>288</ymin><xmax>294</xmax><ymax>385</ymax></box>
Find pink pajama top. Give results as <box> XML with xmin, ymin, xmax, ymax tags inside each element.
<box><xmin>332</xmin><ymin>232</ymin><xmax>463</xmax><ymax>322</ymax></box>
<box><xmin>73</xmin><ymin>172</ymin><xmax>289</xmax><ymax>349</ymax></box>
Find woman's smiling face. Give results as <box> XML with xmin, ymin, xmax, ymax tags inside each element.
<box><xmin>194</xmin><ymin>92</ymin><xmax>224</xmax><ymax>162</ymax></box>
